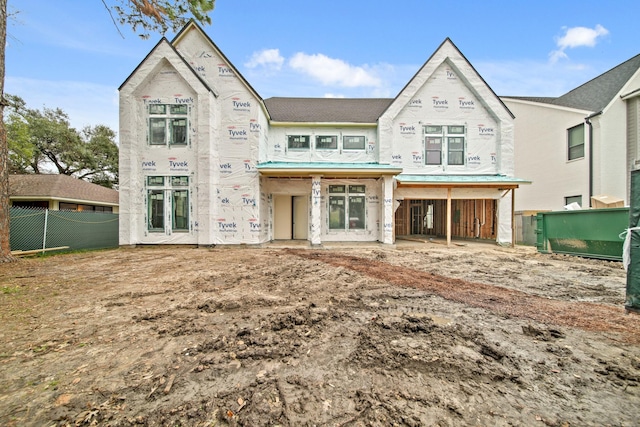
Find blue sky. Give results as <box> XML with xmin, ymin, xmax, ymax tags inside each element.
<box><xmin>5</xmin><ymin>0</ymin><xmax>639</xmax><ymax>135</ymax></box>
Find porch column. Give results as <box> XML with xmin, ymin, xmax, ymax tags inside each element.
<box><xmin>311</xmin><ymin>176</ymin><xmax>322</xmax><ymax>245</ymax></box>
<box><xmin>382</xmin><ymin>175</ymin><xmax>394</xmax><ymax>244</ymax></box>
<box><xmin>446</xmin><ymin>188</ymin><xmax>452</xmax><ymax>246</ymax></box>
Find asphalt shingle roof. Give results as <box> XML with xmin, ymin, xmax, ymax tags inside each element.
<box><xmin>264</xmin><ymin>97</ymin><xmax>394</xmax><ymax>123</ymax></box>
<box><xmin>9</xmin><ymin>174</ymin><xmax>119</xmax><ymax>205</ymax></box>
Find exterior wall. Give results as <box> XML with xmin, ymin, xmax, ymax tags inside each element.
<box><xmin>504</xmin><ymin>99</ymin><xmax>591</xmax><ymax>211</ymax></box>
<box><xmin>593</xmin><ymin>98</ymin><xmax>628</xmax><ymax>204</ymax></box>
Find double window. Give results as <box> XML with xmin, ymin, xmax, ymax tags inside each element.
<box><xmin>148</xmin><ymin>104</ymin><xmax>189</xmax><ymax>146</ymax></box>
<box><xmin>286</xmin><ymin>135</ymin><xmax>366</xmax><ymax>151</ymax></box>
<box><xmin>424</xmin><ymin>125</ymin><xmax>466</xmax><ymax>166</ymax></box>
<box><xmin>146</xmin><ymin>176</ymin><xmax>190</xmax><ymax>233</ymax></box>
<box><xmin>567</xmin><ymin>124</ymin><xmax>585</xmax><ymax>161</ymax></box>
<box><xmin>328</xmin><ymin>185</ymin><xmax>366</xmax><ymax>230</ymax></box>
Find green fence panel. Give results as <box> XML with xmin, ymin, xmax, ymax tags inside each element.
<box><xmin>9</xmin><ymin>207</ymin><xmax>46</xmax><ymax>251</ymax></box>
<box><xmin>536</xmin><ymin>208</ymin><xmax>628</xmax><ymax>261</ymax></box>
<box><xmin>9</xmin><ymin>207</ymin><xmax>119</xmax><ymax>252</ymax></box>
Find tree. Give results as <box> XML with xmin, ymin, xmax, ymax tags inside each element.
<box><xmin>1</xmin><ymin>0</ymin><xmax>11</xmax><ymax>262</ymax></box>
<box><xmin>5</xmin><ymin>97</ymin><xmax>120</xmax><ymax>188</ymax></box>
<box><xmin>0</xmin><ymin>1</ymin><xmax>215</xmax><ymax>261</ymax></box>
<box><xmin>107</xmin><ymin>0</ymin><xmax>214</xmax><ymax>39</ymax></box>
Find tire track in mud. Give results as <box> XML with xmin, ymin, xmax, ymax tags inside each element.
<box><xmin>286</xmin><ymin>249</ymin><xmax>640</xmax><ymax>343</ymax></box>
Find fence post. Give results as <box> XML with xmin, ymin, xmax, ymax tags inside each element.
<box><xmin>42</xmin><ymin>209</ymin><xmax>49</xmax><ymax>254</ymax></box>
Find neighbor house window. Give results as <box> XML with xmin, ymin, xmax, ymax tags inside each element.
<box><xmin>328</xmin><ymin>184</ymin><xmax>366</xmax><ymax>230</ymax></box>
<box><xmin>146</xmin><ymin>175</ymin><xmax>190</xmax><ymax>232</ymax></box>
<box><xmin>565</xmin><ymin>195</ymin><xmax>582</xmax><ymax>207</ymax></box>
<box><xmin>424</xmin><ymin>125</ymin><xmax>466</xmax><ymax>166</ymax></box>
<box><xmin>316</xmin><ymin>135</ymin><xmax>338</xmax><ymax>150</ymax></box>
<box><xmin>148</xmin><ymin>104</ymin><xmax>189</xmax><ymax>146</ymax></box>
<box><xmin>568</xmin><ymin>124</ymin><xmax>585</xmax><ymax>160</ymax></box>
<box><xmin>343</xmin><ymin>135</ymin><xmax>366</xmax><ymax>150</ymax></box>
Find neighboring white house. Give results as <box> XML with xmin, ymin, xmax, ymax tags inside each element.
<box><xmin>119</xmin><ymin>21</ymin><xmax>527</xmax><ymax>247</ymax></box>
<box><xmin>503</xmin><ymin>53</ymin><xmax>640</xmax><ymax>212</ymax></box>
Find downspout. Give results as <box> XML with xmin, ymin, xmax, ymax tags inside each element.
<box><xmin>585</xmin><ymin>111</ymin><xmax>601</xmax><ymax>207</ymax></box>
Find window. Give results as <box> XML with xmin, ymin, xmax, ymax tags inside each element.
<box><xmin>424</xmin><ymin>125</ymin><xmax>466</xmax><ymax>166</ymax></box>
<box><xmin>565</xmin><ymin>195</ymin><xmax>582</xmax><ymax>207</ymax></box>
<box><xmin>316</xmin><ymin>135</ymin><xmax>338</xmax><ymax>150</ymax></box>
<box><xmin>288</xmin><ymin>135</ymin><xmax>310</xmax><ymax>149</ymax></box>
<box><xmin>328</xmin><ymin>185</ymin><xmax>366</xmax><ymax>230</ymax></box>
<box><xmin>343</xmin><ymin>136</ymin><xmax>366</xmax><ymax>150</ymax></box>
<box><xmin>146</xmin><ymin>175</ymin><xmax>190</xmax><ymax>232</ymax></box>
<box><xmin>568</xmin><ymin>124</ymin><xmax>585</xmax><ymax>160</ymax></box>
<box><xmin>148</xmin><ymin>104</ymin><xmax>189</xmax><ymax>146</ymax></box>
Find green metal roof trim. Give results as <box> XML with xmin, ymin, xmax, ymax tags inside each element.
<box><xmin>257</xmin><ymin>162</ymin><xmax>402</xmax><ymax>170</ymax></box>
<box><xmin>396</xmin><ymin>174</ymin><xmax>531</xmax><ymax>184</ymax></box>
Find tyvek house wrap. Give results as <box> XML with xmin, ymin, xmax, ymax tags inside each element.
<box><xmin>172</xmin><ymin>26</ymin><xmax>270</xmax><ymax>245</ymax></box>
<box><xmin>119</xmin><ymin>29</ymin><xmax>270</xmax><ymax>246</ymax></box>
<box><xmin>378</xmin><ymin>40</ymin><xmax>515</xmax><ymax>245</ymax></box>
<box><xmin>119</xmin><ymin>41</ymin><xmax>217</xmax><ymax>246</ymax></box>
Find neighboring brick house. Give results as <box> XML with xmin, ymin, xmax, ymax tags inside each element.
<box><xmin>9</xmin><ymin>174</ymin><xmax>119</xmax><ymax>213</ymax></box>
<box><xmin>119</xmin><ymin>21</ymin><xmax>527</xmax><ymax>247</ymax></box>
<box><xmin>503</xmin><ymin>53</ymin><xmax>640</xmax><ymax>211</ymax></box>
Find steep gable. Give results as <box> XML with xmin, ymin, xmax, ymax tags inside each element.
<box><xmin>382</xmin><ymin>38</ymin><xmax>513</xmax><ymax>122</ymax></box>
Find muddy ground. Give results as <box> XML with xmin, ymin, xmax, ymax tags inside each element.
<box><xmin>1</xmin><ymin>240</ymin><xmax>639</xmax><ymax>426</ymax></box>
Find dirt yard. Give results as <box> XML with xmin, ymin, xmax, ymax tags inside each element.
<box><xmin>1</xmin><ymin>240</ymin><xmax>639</xmax><ymax>426</ymax></box>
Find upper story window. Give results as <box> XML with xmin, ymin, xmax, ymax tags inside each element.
<box><xmin>568</xmin><ymin>124</ymin><xmax>585</xmax><ymax>161</ymax></box>
<box><xmin>286</xmin><ymin>134</ymin><xmax>367</xmax><ymax>151</ymax></box>
<box><xmin>148</xmin><ymin>104</ymin><xmax>189</xmax><ymax>146</ymax></box>
<box><xmin>288</xmin><ymin>135</ymin><xmax>310</xmax><ymax>150</ymax></box>
<box><xmin>343</xmin><ymin>136</ymin><xmax>366</xmax><ymax>150</ymax></box>
<box><xmin>424</xmin><ymin>125</ymin><xmax>466</xmax><ymax>166</ymax></box>
<box><xmin>316</xmin><ymin>135</ymin><xmax>338</xmax><ymax>150</ymax></box>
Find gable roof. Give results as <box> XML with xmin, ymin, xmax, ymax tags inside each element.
<box><xmin>383</xmin><ymin>38</ymin><xmax>514</xmax><ymax>121</ymax></box>
<box><xmin>264</xmin><ymin>97</ymin><xmax>393</xmax><ymax>123</ymax></box>
<box><xmin>172</xmin><ymin>20</ymin><xmax>263</xmax><ymax>104</ymax></box>
<box><xmin>504</xmin><ymin>53</ymin><xmax>640</xmax><ymax>113</ymax></box>
<box><xmin>119</xmin><ymin>36</ymin><xmax>215</xmax><ymax>96</ymax></box>
<box><xmin>9</xmin><ymin>174</ymin><xmax>119</xmax><ymax>205</ymax></box>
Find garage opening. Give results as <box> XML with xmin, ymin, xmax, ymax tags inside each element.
<box><xmin>395</xmin><ymin>199</ymin><xmax>496</xmax><ymax>240</ymax></box>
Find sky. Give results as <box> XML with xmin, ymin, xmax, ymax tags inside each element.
<box><xmin>5</xmin><ymin>0</ymin><xmax>640</xmax><ymax>136</ymax></box>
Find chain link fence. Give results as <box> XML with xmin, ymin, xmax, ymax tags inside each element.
<box><xmin>9</xmin><ymin>207</ymin><xmax>119</xmax><ymax>253</ymax></box>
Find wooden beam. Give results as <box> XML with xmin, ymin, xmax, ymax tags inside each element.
<box><xmin>446</xmin><ymin>188</ymin><xmax>452</xmax><ymax>246</ymax></box>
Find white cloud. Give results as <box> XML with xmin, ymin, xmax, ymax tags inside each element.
<box><xmin>550</xmin><ymin>24</ymin><xmax>609</xmax><ymax>63</ymax></box>
<box><xmin>245</xmin><ymin>49</ymin><xmax>284</xmax><ymax>70</ymax></box>
<box><xmin>288</xmin><ymin>52</ymin><xmax>382</xmax><ymax>88</ymax></box>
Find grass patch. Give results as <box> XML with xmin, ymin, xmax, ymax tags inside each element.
<box><xmin>1</xmin><ymin>286</ymin><xmax>22</xmax><ymax>295</ymax></box>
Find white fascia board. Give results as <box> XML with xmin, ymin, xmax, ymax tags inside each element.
<box><xmin>502</xmin><ymin>97</ymin><xmax>593</xmax><ymax>115</ymax></box>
